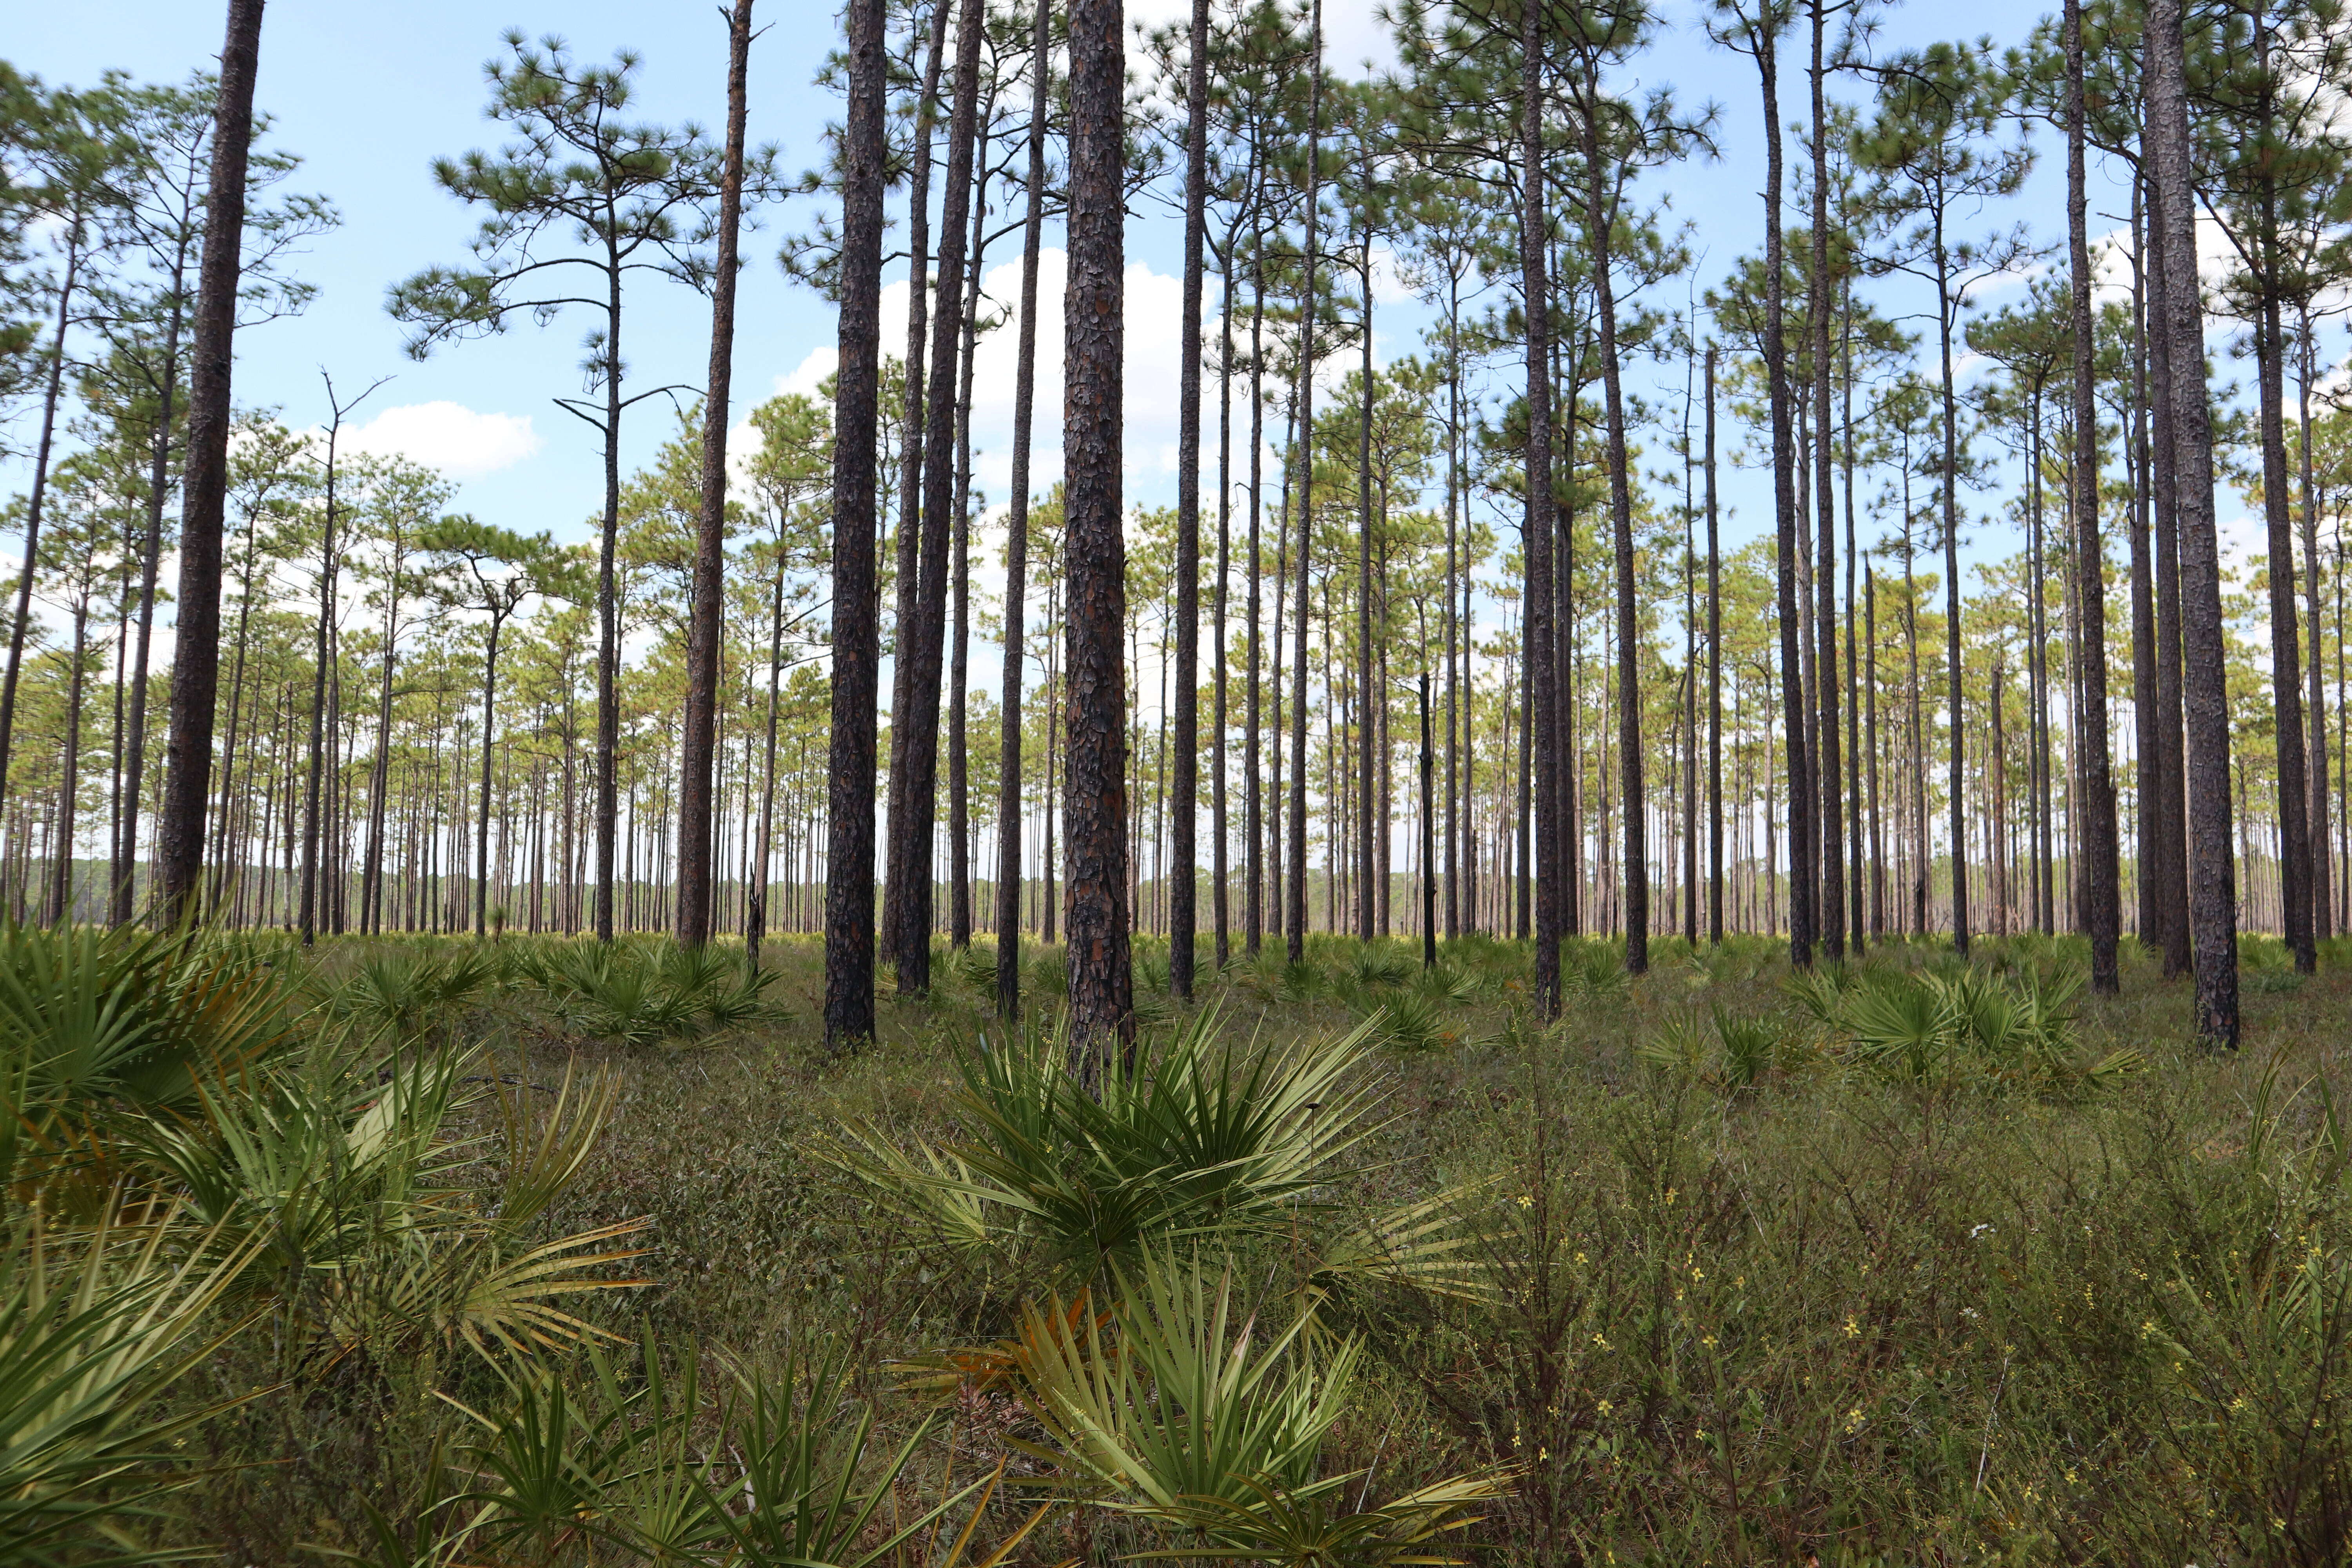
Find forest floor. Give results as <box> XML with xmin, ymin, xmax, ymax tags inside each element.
<box><xmin>86</xmin><ymin>925</ymin><xmax>2352</xmax><ymax>1563</ymax></box>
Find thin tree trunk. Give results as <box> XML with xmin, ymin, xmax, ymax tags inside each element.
<box><xmin>886</xmin><ymin>0</ymin><xmax>984</xmax><ymax>995</ymax></box>
<box><xmin>1706</xmin><ymin>346</ymin><xmax>1723</xmax><ymax>944</ymax></box>
<box><xmin>116</xmin><ymin>251</ymin><xmax>191</xmax><ymax>926</ymax></box>
<box><xmin>1212</xmin><ymin>234</ymin><xmax>1233</xmax><ymax>971</ymax></box>
<box><xmin>948</xmin><ymin>146</ymin><xmax>985</xmax><ymax>949</ymax></box>
<box><xmin>1809</xmin><ymin>0</ymin><xmax>1844</xmax><ymax>960</ymax></box>
<box><xmin>1522</xmin><ymin>0</ymin><xmax>1561</xmax><ymax>1011</ymax></box>
<box><xmin>1169</xmin><ymin>0</ymin><xmax>1209</xmax><ymax>993</ymax></box>
<box><xmin>1287</xmin><ymin>0</ymin><xmax>1323</xmax><ymax>966</ymax></box>
<box><xmin>2128</xmin><ymin>176</ymin><xmax>2161</xmax><ymax>949</ymax></box>
<box><xmin>678</xmin><ymin>0</ymin><xmax>755</xmax><ymax>949</ymax></box>
<box><xmin>1753</xmin><ymin>8</ymin><xmax>1812</xmax><ymax>962</ymax></box>
<box><xmin>1580</xmin><ymin>73</ymin><xmax>1644</xmax><ymax>974</ymax></box>
<box><xmin>996</xmin><ymin>0</ymin><xmax>1050</xmax><ymax>1018</ymax></box>
<box><xmin>474</xmin><ymin>620</ymin><xmax>505</xmax><ymax>937</ymax></box>
<box><xmin>1356</xmin><ymin>232</ymin><xmax>1377</xmax><ymax>945</ymax></box>
<box><xmin>880</xmin><ymin>0</ymin><xmax>952</xmax><ymax>970</ymax></box>
<box><xmin>0</xmin><ymin>237</ymin><xmax>82</xmax><ymax>827</ymax></box>
<box><xmin>48</xmin><ymin>602</ymin><xmax>89</xmax><ymax>924</ymax></box>
<box><xmin>1244</xmin><ymin>212</ymin><xmax>1266</xmax><ymax>958</ymax></box>
<box><xmin>2259</xmin><ymin>300</ymin><xmax>2312</xmax><ymax>970</ymax></box>
<box><xmin>2301</xmin><ymin>318</ymin><xmax>2331</xmax><ymax>942</ymax></box>
<box><xmin>2064</xmin><ymin>0</ymin><xmax>2119</xmax><ymax>989</ymax></box>
<box><xmin>2147</xmin><ymin>159</ymin><xmax>2191</xmax><ymax>977</ymax></box>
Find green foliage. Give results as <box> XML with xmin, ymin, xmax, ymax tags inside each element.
<box><xmin>828</xmin><ymin>1011</ymin><xmax>1388</xmax><ymax>1279</ymax></box>
<box><xmin>1791</xmin><ymin>961</ymin><xmax>2147</xmax><ymax>1092</ymax></box>
<box><xmin>0</xmin><ymin>922</ymin><xmax>301</xmax><ymax>1195</ymax></box>
<box><xmin>514</xmin><ymin>938</ymin><xmax>779</xmax><ymax>1050</ymax></box>
<box><xmin>976</xmin><ymin>1251</ymin><xmax>1508</xmax><ymax>1566</ymax></box>
<box><xmin>828</xmin><ymin>1009</ymin><xmax>1479</xmax><ymax>1298</ymax></box>
<box><xmin>0</xmin><ymin>1212</ymin><xmax>259</xmax><ymax>1567</ymax></box>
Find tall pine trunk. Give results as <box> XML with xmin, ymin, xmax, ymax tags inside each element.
<box><xmin>157</xmin><ymin>0</ymin><xmax>264</xmax><ymax>923</ymax></box>
<box><xmin>1578</xmin><ymin>74</ymin><xmax>1644</xmax><ymax>974</ymax></box>
<box><xmin>1064</xmin><ymin>0</ymin><xmax>1134</xmax><ymax>1071</ymax></box>
<box><xmin>2145</xmin><ymin>149</ymin><xmax>2192</xmax><ymax>976</ymax></box>
<box><xmin>1356</xmin><ymin>228</ymin><xmax>1378</xmax><ymax>945</ymax></box>
<box><xmin>1809</xmin><ymin>0</ymin><xmax>1844</xmax><ymax>960</ymax></box>
<box><xmin>1522</xmin><ymin>0</ymin><xmax>1562</xmax><ymax>1014</ymax></box>
<box><xmin>948</xmin><ymin>151</ymin><xmax>985</xmax><ymax>950</ymax></box>
<box><xmin>2127</xmin><ymin>178</ymin><xmax>2162</xmax><ymax>950</ymax></box>
<box><xmin>886</xmin><ymin>0</ymin><xmax>984</xmax><ymax>995</ymax></box>
<box><xmin>823</xmin><ymin>0</ymin><xmax>889</xmax><ymax>1049</ymax></box>
<box><xmin>880</xmin><ymin>0</ymin><xmax>951</xmax><ymax>969</ymax></box>
<box><xmin>116</xmin><ymin>238</ymin><xmax>192</xmax><ymax>926</ymax></box>
<box><xmin>1286</xmin><ymin>0</ymin><xmax>1322</xmax><ymax>965</ymax></box>
<box><xmin>1170</xmin><ymin>0</ymin><xmax>1209</xmax><ymax>992</ymax></box>
<box><xmin>1755</xmin><ymin>9</ymin><xmax>1813</xmax><ymax>962</ymax></box>
<box><xmin>2301</xmin><ymin>321</ymin><xmax>2332</xmax><ymax>942</ymax></box>
<box><xmin>678</xmin><ymin>0</ymin><xmax>755</xmax><ymax>948</ymax></box>
<box><xmin>2148</xmin><ymin>0</ymin><xmax>2240</xmax><ymax>1045</ymax></box>
<box><xmin>996</xmin><ymin>0</ymin><xmax>1051</xmax><ymax>1018</ymax></box>
<box><xmin>2065</xmin><ymin>0</ymin><xmax>2120</xmax><ymax>990</ymax></box>
<box><xmin>1706</xmin><ymin>345</ymin><xmax>1723</xmax><ymax>945</ymax></box>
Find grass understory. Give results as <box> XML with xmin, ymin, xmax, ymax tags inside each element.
<box><xmin>9</xmin><ymin>922</ymin><xmax>2352</xmax><ymax>1565</ymax></box>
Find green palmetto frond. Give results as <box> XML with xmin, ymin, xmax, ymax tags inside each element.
<box><xmin>515</xmin><ymin>940</ymin><xmax>777</xmax><ymax>1050</ymax></box>
<box><xmin>997</xmin><ymin>1253</ymin><xmax>1512</xmax><ymax>1568</ymax></box>
<box><xmin>826</xmin><ymin>1011</ymin><xmax>1390</xmax><ymax>1282</ymax></box>
<box><xmin>332</xmin><ymin>946</ymin><xmax>503</xmax><ymax>1049</ymax></box>
<box><xmin>0</xmin><ymin>922</ymin><xmax>302</xmax><ymax>1197</ymax></box>
<box><xmin>1127</xmin><ymin>1467</ymin><xmax>1516</xmax><ymax>1568</ymax></box>
<box><xmin>1011</xmin><ymin>1252</ymin><xmax>1352</xmax><ymax>1511</ymax></box>
<box><xmin>485</xmin><ymin>1059</ymin><xmax>622</xmax><ymax>1229</ymax></box>
<box><xmin>0</xmin><ymin>1210</ymin><xmax>263</xmax><ymax>1568</ymax></box>
<box><xmin>1308</xmin><ymin>1187</ymin><xmax>1496</xmax><ymax>1306</ymax></box>
<box><xmin>426</xmin><ymin>1332</ymin><xmax>1053</xmax><ymax>1568</ymax></box>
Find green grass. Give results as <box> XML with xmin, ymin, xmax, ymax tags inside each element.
<box><xmin>11</xmin><ymin>923</ymin><xmax>2352</xmax><ymax>1563</ymax></box>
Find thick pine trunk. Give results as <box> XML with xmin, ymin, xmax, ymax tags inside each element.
<box><xmin>823</xmin><ymin>0</ymin><xmax>889</xmax><ymax>1049</ymax></box>
<box><xmin>2149</xmin><ymin>0</ymin><xmax>2241</xmax><ymax>1045</ymax></box>
<box><xmin>1063</xmin><ymin>0</ymin><xmax>1133</xmax><ymax>1070</ymax></box>
<box><xmin>157</xmin><ymin>0</ymin><xmax>264</xmax><ymax>924</ymax></box>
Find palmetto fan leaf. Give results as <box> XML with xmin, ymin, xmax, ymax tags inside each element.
<box><xmin>0</xmin><ymin>922</ymin><xmax>301</xmax><ymax>1196</ymax></box>
<box><xmin>1010</xmin><ymin>1252</ymin><xmax>1354</xmax><ymax>1512</ymax></box>
<box><xmin>996</xmin><ymin>1253</ymin><xmax>1512</xmax><ymax>1568</ymax></box>
<box><xmin>0</xmin><ymin>1210</ymin><xmax>263</xmax><ymax>1568</ymax></box>
<box><xmin>828</xmin><ymin>1011</ymin><xmax>1388</xmax><ymax>1280</ymax></box>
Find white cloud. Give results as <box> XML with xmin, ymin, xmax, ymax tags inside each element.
<box><xmin>775</xmin><ymin>347</ymin><xmax>837</xmax><ymax>398</ymax></box>
<box><xmin>344</xmin><ymin>401</ymin><xmax>542</xmax><ymax>478</ymax></box>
